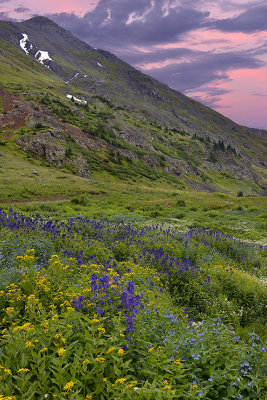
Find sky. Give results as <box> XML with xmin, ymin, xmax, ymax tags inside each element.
<box><xmin>1</xmin><ymin>0</ymin><xmax>267</xmax><ymax>129</ymax></box>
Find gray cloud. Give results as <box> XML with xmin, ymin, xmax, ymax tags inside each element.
<box><xmin>186</xmin><ymin>86</ymin><xmax>232</xmax><ymax>108</ymax></box>
<box><xmin>212</xmin><ymin>4</ymin><xmax>267</xmax><ymax>32</ymax></box>
<box><xmin>129</xmin><ymin>50</ymin><xmax>264</xmax><ymax>91</ymax></box>
<box><xmin>14</xmin><ymin>7</ymin><xmax>30</xmax><ymax>13</ymax></box>
<box><xmin>50</xmin><ymin>1</ymin><xmax>209</xmax><ymax>48</ymax></box>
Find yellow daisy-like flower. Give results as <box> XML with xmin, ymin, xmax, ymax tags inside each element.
<box><xmin>25</xmin><ymin>341</ymin><xmax>34</xmax><ymax>348</ymax></box>
<box><xmin>5</xmin><ymin>307</ymin><xmax>14</xmax><ymax>314</ymax></box>
<box><xmin>148</xmin><ymin>347</ymin><xmax>154</xmax><ymax>353</ymax></box>
<box><xmin>94</xmin><ymin>357</ymin><xmax>106</xmax><ymax>363</ymax></box>
<box><xmin>115</xmin><ymin>378</ymin><xmax>126</xmax><ymax>385</ymax></box>
<box><xmin>91</xmin><ymin>319</ymin><xmax>100</xmax><ymax>324</ymax></box>
<box><xmin>64</xmin><ymin>381</ymin><xmax>74</xmax><ymax>391</ymax></box>
<box><xmin>174</xmin><ymin>359</ymin><xmax>181</xmax><ymax>365</ymax></box>
<box><xmin>103</xmin><ymin>377</ymin><xmax>107</xmax><ymax>382</ymax></box>
<box><xmin>106</xmin><ymin>347</ymin><xmax>115</xmax><ymax>354</ymax></box>
<box><xmin>18</xmin><ymin>368</ymin><xmax>30</xmax><ymax>373</ymax></box>
<box><xmin>192</xmin><ymin>384</ymin><xmax>198</xmax><ymax>390</ymax></box>
<box><xmin>4</xmin><ymin>368</ymin><xmax>12</xmax><ymax>375</ymax></box>
<box><xmin>117</xmin><ymin>349</ymin><xmax>124</xmax><ymax>355</ymax></box>
<box><xmin>83</xmin><ymin>359</ymin><xmax>90</xmax><ymax>365</ymax></box>
<box><xmin>85</xmin><ymin>396</ymin><xmax>92</xmax><ymax>400</ymax></box>
<box><xmin>57</xmin><ymin>348</ymin><xmax>66</xmax><ymax>356</ymax></box>
<box><xmin>98</xmin><ymin>327</ymin><xmax>105</xmax><ymax>334</ymax></box>
<box><xmin>40</xmin><ymin>347</ymin><xmax>48</xmax><ymax>353</ymax></box>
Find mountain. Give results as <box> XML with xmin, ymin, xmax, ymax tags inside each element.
<box><xmin>0</xmin><ymin>16</ymin><xmax>266</xmax><ymax>194</ymax></box>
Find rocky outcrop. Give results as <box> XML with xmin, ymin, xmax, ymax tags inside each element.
<box><xmin>17</xmin><ymin>132</ymin><xmax>66</xmax><ymax>167</ymax></box>
<box><xmin>16</xmin><ymin>132</ymin><xmax>90</xmax><ymax>177</ymax></box>
<box><xmin>67</xmin><ymin>156</ymin><xmax>90</xmax><ymax>178</ymax></box>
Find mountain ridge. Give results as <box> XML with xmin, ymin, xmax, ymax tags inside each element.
<box><xmin>0</xmin><ymin>16</ymin><xmax>266</xmax><ymax>195</ymax></box>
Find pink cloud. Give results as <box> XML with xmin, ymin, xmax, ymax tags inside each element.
<box><xmin>0</xmin><ymin>0</ymin><xmax>98</xmax><ymax>17</ymax></box>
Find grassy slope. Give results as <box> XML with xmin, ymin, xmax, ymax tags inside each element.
<box><xmin>0</xmin><ymin>143</ymin><xmax>266</xmax><ymax>244</ymax></box>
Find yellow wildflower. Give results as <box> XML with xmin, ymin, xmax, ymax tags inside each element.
<box><xmin>174</xmin><ymin>359</ymin><xmax>181</xmax><ymax>365</ymax></box>
<box><xmin>18</xmin><ymin>368</ymin><xmax>30</xmax><ymax>373</ymax></box>
<box><xmin>192</xmin><ymin>385</ymin><xmax>198</xmax><ymax>390</ymax></box>
<box><xmin>57</xmin><ymin>348</ymin><xmax>66</xmax><ymax>356</ymax></box>
<box><xmin>148</xmin><ymin>347</ymin><xmax>154</xmax><ymax>353</ymax></box>
<box><xmin>118</xmin><ymin>349</ymin><xmax>124</xmax><ymax>355</ymax></box>
<box><xmin>25</xmin><ymin>341</ymin><xmax>34</xmax><ymax>348</ymax></box>
<box><xmin>5</xmin><ymin>307</ymin><xmax>14</xmax><ymax>314</ymax></box>
<box><xmin>4</xmin><ymin>369</ymin><xmax>12</xmax><ymax>375</ymax></box>
<box><xmin>94</xmin><ymin>357</ymin><xmax>106</xmax><ymax>363</ymax></box>
<box><xmin>85</xmin><ymin>396</ymin><xmax>92</xmax><ymax>400</ymax></box>
<box><xmin>115</xmin><ymin>378</ymin><xmax>126</xmax><ymax>385</ymax></box>
<box><xmin>40</xmin><ymin>347</ymin><xmax>48</xmax><ymax>353</ymax></box>
<box><xmin>106</xmin><ymin>347</ymin><xmax>115</xmax><ymax>354</ymax></box>
<box><xmin>83</xmin><ymin>359</ymin><xmax>90</xmax><ymax>365</ymax></box>
<box><xmin>98</xmin><ymin>327</ymin><xmax>105</xmax><ymax>333</ymax></box>
<box><xmin>91</xmin><ymin>319</ymin><xmax>100</xmax><ymax>323</ymax></box>
<box><xmin>103</xmin><ymin>378</ymin><xmax>107</xmax><ymax>382</ymax></box>
<box><xmin>64</xmin><ymin>381</ymin><xmax>74</xmax><ymax>391</ymax></box>
<box><xmin>126</xmin><ymin>384</ymin><xmax>134</xmax><ymax>389</ymax></box>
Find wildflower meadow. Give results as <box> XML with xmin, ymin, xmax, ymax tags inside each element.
<box><xmin>0</xmin><ymin>209</ymin><xmax>266</xmax><ymax>399</ymax></box>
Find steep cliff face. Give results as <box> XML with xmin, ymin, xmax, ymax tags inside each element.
<box><xmin>0</xmin><ymin>17</ymin><xmax>266</xmax><ymax>193</ymax></box>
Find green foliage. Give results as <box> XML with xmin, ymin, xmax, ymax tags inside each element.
<box><xmin>176</xmin><ymin>200</ymin><xmax>186</xmax><ymax>207</ymax></box>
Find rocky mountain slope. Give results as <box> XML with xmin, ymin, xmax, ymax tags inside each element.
<box><xmin>0</xmin><ymin>16</ymin><xmax>266</xmax><ymax>194</ymax></box>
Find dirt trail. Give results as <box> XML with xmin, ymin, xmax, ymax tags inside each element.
<box><xmin>0</xmin><ymin>198</ymin><xmax>71</xmax><ymax>206</ymax></box>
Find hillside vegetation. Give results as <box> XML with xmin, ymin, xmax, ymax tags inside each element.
<box><xmin>0</xmin><ymin>15</ymin><xmax>266</xmax><ymax>400</ymax></box>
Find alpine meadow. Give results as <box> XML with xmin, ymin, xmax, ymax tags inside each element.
<box><xmin>0</xmin><ymin>13</ymin><xmax>266</xmax><ymax>400</ymax></box>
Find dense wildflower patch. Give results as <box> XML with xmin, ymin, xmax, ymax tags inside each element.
<box><xmin>0</xmin><ymin>250</ymin><xmax>266</xmax><ymax>399</ymax></box>
<box><xmin>0</xmin><ymin>210</ymin><xmax>266</xmax><ymax>398</ymax></box>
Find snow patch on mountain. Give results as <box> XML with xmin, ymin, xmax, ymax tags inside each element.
<box><xmin>20</xmin><ymin>33</ymin><xmax>30</xmax><ymax>54</ymax></box>
<box><xmin>35</xmin><ymin>50</ymin><xmax>52</xmax><ymax>65</ymax></box>
<box><xmin>66</xmin><ymin>73</ymin><xmax>79</xmax><ymax>84</ymax></box>
<box><xmin>97</xmin><ymin>62</ymin><xmax>103</xmax><ymax>67</ymax></box>
<box><xmin>66</xmin><ymin>94</ymin><xmax>87</xmax><ymax>104</ymax></box>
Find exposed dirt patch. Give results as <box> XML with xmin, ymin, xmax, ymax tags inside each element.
<box><xmin>0</xmin><ymin>88</ymin><xmax>18</xmax><ymax>112</ymax></box>
<box><xmin>0</xmin><ymin>88</ymin><xmax>31</xmax><ymax>138</ymax></box>
<box><xmin>186</xmin><ymin>179</ymin><xmax>228</xmax><ymax>193</ymax></box>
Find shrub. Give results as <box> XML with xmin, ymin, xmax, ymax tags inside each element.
<box><xmin>176</xmin><ymin>200</ymin><xmax>186</xmax><ymax>207</ymax></box>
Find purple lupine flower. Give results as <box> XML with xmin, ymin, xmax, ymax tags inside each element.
<box><xmin>127</xmin><ymin>281</ymin><xmax>135</xmax><ymax>294</ymax></box>
<box><xmin>91</xmin><ymin>273</ymin><xmax>98</xmax><ymax>293</ymax></box>
<box><xmin>121</xmin><ymin>291</ymin><xmax>128</xmax><ymax>308</ymax></box>
<box><xmin>126</xmin><ymin>315</ymin><xmax>134</xmax><ymax>333</ymax></box>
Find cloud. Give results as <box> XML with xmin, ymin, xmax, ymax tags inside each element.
<box><xmin>50</xmin><ymin>0</ymin><xmax>210</xmax><ymax>48</ymax></box>
<box><xmin>212</xmin><ymin>4</ymin><xmax>267</xmax><ymax>32</ymax></box>
<box><xmin>14</xmin><ymin>7</ymin><xmax>30</xmax><ymax>13</ymax></box>
<box><xmin>45</xmin><ymin>0</ymin><xmax>266</xmax><ymax>112</ymax></box>
<box><xmin>135</xmin><ymin>50</ymin><xmax>264</xmax><ymax>90</ymax></box>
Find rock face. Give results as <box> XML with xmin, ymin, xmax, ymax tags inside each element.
<box><xmin>16</xmin><ymin>132</ymin><xmax>90</xmax><ymax>177</ymax></box>
<box><xmin>17</xmin><ymin>132</ymin><xmax>66</xmax><ymax>167</ymax></box>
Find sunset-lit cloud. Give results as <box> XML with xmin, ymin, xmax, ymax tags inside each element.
<box><xmin>0</xmin><ymin>0</ymin><xmax>266</xmax><ymax>128</ymax></box>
